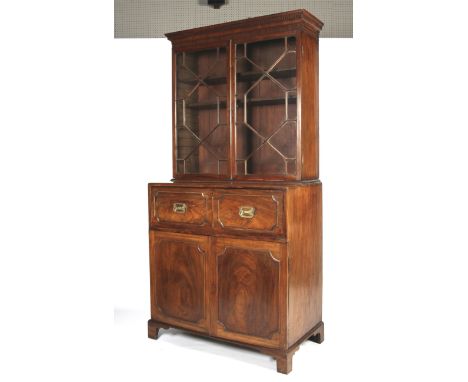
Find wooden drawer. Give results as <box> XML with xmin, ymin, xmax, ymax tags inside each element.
<box><xmin>149</xmin><ymin>188</ymin><xmax>211</xmax><ymax>229</ymax></box>
<box><xmin>213</xmin><ymin>190</ymin><xmax>285</xmax><ymax>236</ymax></box>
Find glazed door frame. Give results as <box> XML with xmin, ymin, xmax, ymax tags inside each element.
<box><xmin>172</xmin><ymin>40</ymin><xmax>233</xmax><ymax>180</ymax></box>
<box><xmin>172</xmin><ymin>31</ymin><xmax>306</xmax><ymax>182</ymax></box>
<box><xmin>231</xmin><ymin>32</ymin><xmax>300</xmax><ymax>181</ymax></box>
<box><xmin>210</xmin><ymin>237</ymin><xmax>287</xmax><ymax>348</ymax></box>
<box><xmin>149</xmin><ymin>231</ymin><xmax>210</xmax><ymax>333</ymax></box>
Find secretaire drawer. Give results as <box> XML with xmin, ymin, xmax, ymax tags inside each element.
<box><xmin>149</xmin><ymin>188</ymin><xmax>211</xmax><ymax>229</ymax></box>
<box><xmin>213</xmin><ymin>190</ymin><xmax>285</xmax><ymax>236</ymax></box>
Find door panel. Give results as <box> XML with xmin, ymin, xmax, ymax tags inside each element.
<box><xmin>213</xmin><ymin>237</ymin><xmax>286</xmax><ymax>348</ymax></box>
<box><xmin>150</xmin><ymin>231</ymin><xmax>209</xmax><ymax>333</ymax></box>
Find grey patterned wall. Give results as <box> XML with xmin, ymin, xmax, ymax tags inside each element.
<box><xmin>114</xmin><ymin>0</ymin><xmax>353</xmax><ymax>38</ymax></box>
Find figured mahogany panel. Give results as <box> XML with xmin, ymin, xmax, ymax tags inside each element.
<box><xmin>149</xmin><ymin>188</ymin><xmax>211</xmax><ymax>229</ymax></box>
<box><xmin>213</xmin><ymin>190</ymin><xmax>284</xmax><ymax>236</ymax></box>
<box><xmin>213</xmin><ymin>237</ymin><xmax>286</xmax><ymax>347</ymax></box>
<box><xmin>150</xmin><ymin>231</ymin><xmax>209</xmax><ymax>332</ymax></box>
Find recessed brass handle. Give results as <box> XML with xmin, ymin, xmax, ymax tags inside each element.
<box><xmin>173</xmin><ymin>202</ymin><xmax>187</xmax><ymax>214</ymax></box>
<box><xmin>239</xmin><ymin>206</ymin><xmax>255</xmax><ymax>219</ymax></box>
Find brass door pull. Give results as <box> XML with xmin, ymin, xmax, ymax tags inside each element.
<box><xmin>173</xmin><ymin>202</ymin><xmax>187</xmax><ymax>214</ymax></box>
<box><xmin>239</xmin><ymin>206</ymin><xmax>255</xmax><ymax>219</ymax></box>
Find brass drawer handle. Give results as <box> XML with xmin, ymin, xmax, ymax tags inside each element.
<box><xmin>173</xmin><ymin>202</ymin><xmax>187</xmax><ymax>214</ymax></box>
<box><xmin>239</xmin><ymin>206</ymin><xmax>256</xmax><ymax>219</ymax></box>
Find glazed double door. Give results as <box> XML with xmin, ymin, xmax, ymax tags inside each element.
<box><xmin>174</xmin><ymin>36</ymin><xmax>299</xmax><ymax>179</ymax></box>
<box><xmin>149</xmin><ymin>231</ymin><xmax>286</xmax><ymax>348</ymax></box>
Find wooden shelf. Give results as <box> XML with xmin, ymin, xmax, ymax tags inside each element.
<box><xmin>241</xmin><ymin>96</ymin><xmax>297</xmax><ymax>107</ymax></box>
<box><xmin>179</xmin><ymin>68</ymin><xmax>296</xmax><ymax>86</ymax></box>
<box><xmin>185</xmin><ymin>100</ymin><xmax>228</xmax><ymax>110</ymax></box>
<box><xmin>186</xmin><ymin>95</ymin><xmax>297</xmax><ymax>110</ymax></box>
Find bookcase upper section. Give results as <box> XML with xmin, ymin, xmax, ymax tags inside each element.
<box><xmin>166</xmin><ymin>10</ymin><xmax>323</xmax><ymax>181</ymax></box>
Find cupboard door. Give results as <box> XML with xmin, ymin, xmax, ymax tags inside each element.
<box><xmin>212</xmin><ymin>237</ymin><xmax>286</xmax><ymax>348</ymax></box>
<box><xmin>235</xmin><ymin>36</ymin><xmax>298</xmax><ymax>178</ymax></box>
<box><xmin>175</xmin><ymin>45</ymin><xmax>230</xmax><ymax>177</ymax></box>
<box><xmin>150</xmin><ymin>231</ymin><xmax>209</xmax><ymax>333</ymax></box>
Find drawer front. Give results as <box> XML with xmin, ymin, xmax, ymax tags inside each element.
<box><xmin>213</xmin><ymin>190</ymin><xmax>285</xmax><ymax>236</ymax></box>
<box><xmin>150</xmin><ymin>188</ymin><xmax>211</xmax><ymax>229</ymax></box>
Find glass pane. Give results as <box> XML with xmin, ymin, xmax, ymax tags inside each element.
<box><xmin>175</xmin><ymin>47</ymin><xmax>228</xmax><ymax>175</ymax></box>
<box><xmin>235</xmin><ymin>37</ymin><xmax>297</xmax><ymax>177</ymax></box>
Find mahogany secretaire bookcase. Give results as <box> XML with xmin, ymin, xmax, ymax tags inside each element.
<box><xmin>147</xmin><ymin>9</ymin><xmax>324</xmax><ymax>374</ymax></box>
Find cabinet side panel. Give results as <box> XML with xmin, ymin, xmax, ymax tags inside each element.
<box><xmin>286</xmin><ymin>184</ymin><xmax>322</xmax><ymax>346</ymax></box>
<box><xmin>299</xmin><ymin>32</ymin><xmax>319</xmax><ymax>179</ymax></box>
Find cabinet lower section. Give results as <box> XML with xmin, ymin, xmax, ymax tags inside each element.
<box><xmin>148</xmin><ymin>181</ymin><xmax>323</xmax><ymax>374</ymax></box>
